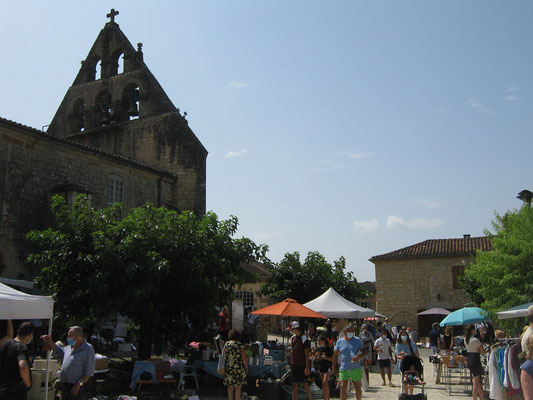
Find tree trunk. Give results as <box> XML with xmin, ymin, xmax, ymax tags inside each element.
<box><xmin>138</xmin><ymin>314</ymin><xmax>153</xmax><ymax>360</ymax></box>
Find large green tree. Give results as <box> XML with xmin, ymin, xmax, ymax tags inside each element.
<box><xmin>462</xmin><ymin>205</ymin><xmax>533</xmax><ymax>333</ymax></box>
<box><xmin>260</xmin><ymin>251</ymin><xmax>366</xmax><ymax>304</ymax></box>
<box><xmin>27</xmin><ymin>195</ymin><xmax>267</xmax><ymax>358</ymax></box>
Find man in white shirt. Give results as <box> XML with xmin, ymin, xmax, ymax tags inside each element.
<box><xmin>522</xmin><ymin>305</ymin><xmax>533</xmax><ymax>353</ymax></box>
<box><xmin>374</xmin><ymin>327</ymin><xmax>394</xmax><ymax>387</ymax></box>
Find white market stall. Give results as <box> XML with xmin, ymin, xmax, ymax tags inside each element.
<box><xmin>304</xmin><ymin>287</ymin><xmax>375</xmax><ymax>319</ymax></box>
<box><xmin>0</xmin><ymin>282</ymin><xmax>54</xmax><ymax>400</ymax></box>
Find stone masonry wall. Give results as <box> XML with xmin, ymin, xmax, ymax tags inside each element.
<box><xmin>0</xmin><ymin>123</ymin><xmax>172</xmax><ymax>280</ymax></box>
<box><xmin>374</xmin><ymin>256</ymin><xmax>472</xmax><ymax>333</ymax></box>
<box><xmin>64</xmin><ymin>113</ymin><xmax>206</xmax><ymax>214</ymax></box>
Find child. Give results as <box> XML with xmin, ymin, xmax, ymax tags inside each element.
<box><xmin>374</xmin><ymin>327</ymin><xmax>394</xmax><ymax>387</ymax></box>
<box><xmin>402</xmin><ymin>364</ymin><xmax>425</xmax><ymax>394</ymax></box>
<box><xmin>315</xmin><ymin>334</ymin><xmax>334</xmax><ymax>400</ymax></box>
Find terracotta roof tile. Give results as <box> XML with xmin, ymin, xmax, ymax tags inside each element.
<box><xmin>369</xmin><ymin>236</ymin><xmax>493</xmax><ymax>262</ymax></box>
<box><xmin>241</xmin><ymin>261</ymin><xmax>270</xmax><ymax>278</ymax></box>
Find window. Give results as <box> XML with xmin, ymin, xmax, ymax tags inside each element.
<box><xmin>95</xmin><ymin>59</ymin><xmax>102</xmax><ymax>80</ymax></box>
<box><xmin>235</xmin><ymin>291</ymin><xmax>254</xmax><ymax>310</ymax></box>
<box><xmin>106</xmin><ymin>176</ymin><xmax>124</xmax><ymax>206</ymax></box>
<box><xmin>451</xmin><ymin>265</ymin><xmax>465</xmax><ymax>289</ymax></box>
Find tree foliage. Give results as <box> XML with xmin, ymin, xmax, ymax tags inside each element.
<box><xmin>260</xmin><ymin>251</ymin><xmax>366</xmax><ymax>304</ymax></box>
<box><xmin>27</xmin><ymin>195</ymin><xmax>267</xmax><ymax>358</ymax></box>
<box><xmin>463</xmin><ymin>205</ymin><xmax>533</xmax><ymax>334</ymax></box>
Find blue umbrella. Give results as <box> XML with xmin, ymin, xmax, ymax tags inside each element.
<box><xmin>439</xmin><ymin>307</ymin><xmax>487</xmax><ymax>327</ymax></box>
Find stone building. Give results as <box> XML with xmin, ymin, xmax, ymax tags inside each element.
<box><xmin>0</xmin><ymin>11</ymin><xmax>206</xmax><ymax>280</ymax></box>
<box><xmin>358</xmin><ymin>281</ymin><xmax>377</xmax><ymax>311</ymax></box>
<box><xmin>370</xmin><ymin>235</ymin><xmax>493</xmax><ymax>335</ymax></box>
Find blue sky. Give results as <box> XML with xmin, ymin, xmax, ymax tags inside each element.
<box><xmin>1</xmin><ymin>1</ymin><xmax>532</xmax><ymax>282</ymax></box>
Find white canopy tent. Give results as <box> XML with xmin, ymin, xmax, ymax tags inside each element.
<box><xmin>304</xmin><ymin>287</ymin><xmax>375</xmax><ymax>319</ymax></box>
<box><xmin>497</xmin><ymin>302</ymin><xmax>533</xmax><ymax>320</ymax></box>
<box><xmin>0</xmin><ymin>281</ymin><xmax>54</xmax><ymax>400</ymax></box>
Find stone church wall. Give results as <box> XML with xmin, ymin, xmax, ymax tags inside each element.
<box><xmin>0</xmin><ymin>122</ymin><xmax>173</xmax><ymax>280</ymax></box>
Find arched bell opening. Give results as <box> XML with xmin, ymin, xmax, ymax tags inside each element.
<box><xmin>95</xmin><ymin>91</ymin><xmax>113</xmax><ymax>126</ymax></box>
<box><xmin>71</xmin><ymin>98</ymin><xmax>86</xmax><ymax>132</ymax></box>
<box><xmin>122</xmin><ymin>83</ymin><xmax>140</xmax><ymax>120</ymax></box>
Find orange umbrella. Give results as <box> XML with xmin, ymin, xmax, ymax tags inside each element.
<box><xmin>250</xmin><ymin>298</ymin><xmax>327</xmax><ymax>319</ymax></box>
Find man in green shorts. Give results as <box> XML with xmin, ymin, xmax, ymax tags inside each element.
<box><xmin>332</xmin><ymin>323</ymin><xmax>367</xmax><ymax>400</ymax></box>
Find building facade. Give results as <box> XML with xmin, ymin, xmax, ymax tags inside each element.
<box><xmin>0</xmin><ymin>12</ymin><xmax>207</xmax><ymax>280</ymax></box>
<box><xmin>370</xmin><ymin>235</ymin><xmax>493</xmax><ymax>335</ymax></box>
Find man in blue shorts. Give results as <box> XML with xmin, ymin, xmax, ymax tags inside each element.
<box><xmin>332</xmin><ymin>323</ymin><xmax>367</xmax><ymax>400</ymax></box>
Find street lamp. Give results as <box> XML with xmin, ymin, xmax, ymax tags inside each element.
<box><xmin>517</xmin><ymin>190</ymin><xmax>533</xmax><ymax>207</ymax></box>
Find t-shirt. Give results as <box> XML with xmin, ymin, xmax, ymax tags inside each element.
<box><xmin>395</xmin><ymin>342</ymin><xmax>416</xmax><ymax>357</ymax></box>
<box><xmin>374</xmin><ymin>337</ymin><xmax>391</xmax><ymax>360</ymax></box>
<box><xmin>465</xmin><ymin>336</ymin><xmax>482</xmax><ymax>353</ymax></box>
<box><xmin>316</xmin><ymin>345</ymin><xmax>333</xmax><ymax>370</ymax></box>
<box><xmin>428</xmin><ymin>329</ymin><xmax>440</xmax><ymax>346</ymax></box>
<box><xmin>334</xmin><ymin>337</ymin><xmax>363</xmax><ymax>370</ymax></box>
<box><xmin>290</xmin><ymin>334</ymin><xmax>309</xmax><ymax>366</ymax></box>
<box><xmin>443</xmin><ymin>334</ymin><xmax>453</xmax><ymax>350</ymax></box>
<box><xmin>522</xmin><ymin>326</ymin><xmax>532</xmax><ymax>353</ymax></box>
<box><xmin>0</xmin><ymin>339</ymin><xmax>30</xmax><ymax>392</ymax></box>
<box><xmin>521</xmin><ymin>360</ymin><xmax>533</xmax><ymax>379</ymax></box>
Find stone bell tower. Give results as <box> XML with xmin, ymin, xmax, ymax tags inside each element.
<box><xmin>47</xmin><ymin>9</ymin><xmax>207</xmax><ymax>215</ymax></box>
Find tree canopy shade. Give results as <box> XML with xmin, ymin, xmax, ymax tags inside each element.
<box><xmin>27</xmin><ymin>195</ymin><xmax>268</xmax><ymax>359</ymax></box>
<box><xmin>462</xmin><ymin>205</ymin><xmax>533</xmax><ymax>334</ymax></box>
<box><xmin>260</xmin><ymin>251</ymin><xmax>366</xmax><ymax>305</ymax></box>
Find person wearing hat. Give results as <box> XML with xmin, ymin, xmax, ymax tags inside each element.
<box><xmin>287</xmin><ymin>321</ymin><xmax>312</xmax><ymax>400</ymax></box>
<box><xmin>522</xmin><ymin>305</ymin><xmax>533</xmax><ymax>353</ymax></box>
<box><xmin>332</xmin><ymin>323</ymin><xmax>367</xmax><ymax>400</ymax></box>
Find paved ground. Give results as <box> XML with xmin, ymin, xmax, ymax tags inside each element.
<box><xmin>193</xmin><ymin>348</ymin><xmax>476</xmax><ymax>400</ymax></box>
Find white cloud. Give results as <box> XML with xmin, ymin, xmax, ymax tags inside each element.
<box><xmin>468</xmin><ymin>99</ymin><xmax>491</xmax><ymax>114</ymax></box>
<box><xmin>227</xmin><ymin>81</ymin><xmax>247</xmax><ymax>89</ymax></box>
<box><xmin>352</xmin><ymin>219</ymin><xmax>379</xmax><ymax>233</ymax></box>
<box><xmin>502</xmin><ymin>86</ymin><xmax>520</xmax><ymax>102</ymax></box>
<box><xmin>225</xmin><ymin>149</ymin><xmax>248</xmax><ymax>158</ymax></box>
<box><xmin>386</xmin><ymin>216</ymin><xmax>445</xmax><ymax>230</ymax></box>
<box><xmin>413</xmin><ymin>198</ymin><xmax>441</xmax><ymax>209</ymax></box>
<box><xmin>253</xmin><ymin>232</ymin><xmax>283</xmax><ymax>241</ymax></box>
<box><xmin>437</xmin><ymin>107</ymin><xmax>449</xmax><ymax>113</ymax></box>
<box><xmin>334</xmin><ymin>151</ymin><xmax>372</xmax><ymax>160</ymax></box>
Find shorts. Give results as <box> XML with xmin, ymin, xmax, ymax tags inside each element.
<box><xmin>339</xmin><ymin>368</ymin><xmax>363</xmax><ymax>382</ymax></box>
<box><xmin>290</xmin><ymin>365</ymin><xmax>307</xmax><ymax>383</ymax></box>
<box><xmin>378</xmin><ymin>359</ymin><xmax>391</xmax><ymax>369</ymax></box>
<box><xmin>466</xmin><ymin>353</ymin><xmax>483</xmax><ymax>377</ymax></box>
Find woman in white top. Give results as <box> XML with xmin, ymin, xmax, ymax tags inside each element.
<box><xmin>464</xmin><ymin>324</ymin><xmax>486</xmax><ymax>400</ymax></box>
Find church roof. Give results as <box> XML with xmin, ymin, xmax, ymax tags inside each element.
<box><xmin>369</xmin><ymin>236</ymin><xmax>493</xmax><ymax>262</ymax></box>
<box><xmin>0</xmin><ymin>116</ymin><xmax>176</xmax><ymax>179</ymax></box>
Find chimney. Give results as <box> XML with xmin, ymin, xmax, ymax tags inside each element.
<box><xmin>463</xmin><ymin>234</ymin><xmax>471</xmax><ymax>238</ymax></box>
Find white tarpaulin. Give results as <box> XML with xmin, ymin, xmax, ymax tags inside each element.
<box><xmin>304</xmin><ymin>287</ymin><xmax>375</xmax><ymax>319</ymax></box>
<box><xmin>0</xmin><ymin>281</ymin><xmax>54</xmax><ymax>400</ymax></box>
<box><xmin>0</xmin><ymin>281</ymin><xmax>54</xmax><ymax>319</ymax></box>
<box><xmin>497</xmin><ymin>302</ymin><xmax>533</xmax><ymax>320</ymax></box>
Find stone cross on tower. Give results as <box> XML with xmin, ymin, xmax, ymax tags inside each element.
<box><xmin>106</xmin><ymin>8</ymin><xmax>119</xmax><ymax>23</ymax></box>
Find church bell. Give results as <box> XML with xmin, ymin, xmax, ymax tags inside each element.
<box><xmin>127</xmin><ymin>101</ymin><xmax>139</xmax><ymax>117</ymax></box>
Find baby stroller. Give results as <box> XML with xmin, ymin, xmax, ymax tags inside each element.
<box><xmin>398</xmin><ymin>355</ymin><xmax>427</xmax><ymax>400</ymax></box>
